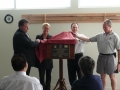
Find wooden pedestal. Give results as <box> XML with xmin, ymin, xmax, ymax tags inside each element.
<box><xmin>46</xmin><ymin>44</ymin><xmax>75</xmax><ymax>90</ymax></box>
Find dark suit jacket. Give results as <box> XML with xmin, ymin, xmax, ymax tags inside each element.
<box><xmin>36</xmin><ymin>34</ymin><xmax>53</xmax><ymax>69</ymax></box>
<box><xmin>71</xmin><ymin>75</ymin><xmax>103</xmax><ymax>90</ymax></box>
<box><xmin>13</xmin><ymin>29</ymin><xmax>39</xmax><ymax>68</ymax></box>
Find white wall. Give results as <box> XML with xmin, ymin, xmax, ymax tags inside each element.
<box><xmin>0</xmin><ymin>0</ymin><xmax>120</xmax><ymax>90</ymax></box>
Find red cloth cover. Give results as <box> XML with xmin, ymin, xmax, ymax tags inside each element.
<box><xmin>36</xmin><ymin>32</ymin><xmax>76</xmax><ymax>63</ymax></box>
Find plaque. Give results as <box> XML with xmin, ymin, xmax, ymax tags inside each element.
<box><xmin>52</xmin><ymin>45</ymin><xmax>70</xmax><ymax>58</ymax></box>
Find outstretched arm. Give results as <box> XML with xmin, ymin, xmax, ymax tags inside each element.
<box><xmin>72</xmin><ymin>32</ymin><xmax>90</xmax><ymax>42</ymax></box>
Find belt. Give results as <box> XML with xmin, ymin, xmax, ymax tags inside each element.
<box><xmin>100</xmin><ymin>53</ymin><xmax>116</xmax><ymax>58</ymax></box>
<box><xmin>75</xmin><ymin>52</ymin><xmax>83</xmax><ymax>55</ymax></box>
<box><xmin>100</xmin><ymin>53</ymin><xmax>114</xmax><ymax>55</ymax></box>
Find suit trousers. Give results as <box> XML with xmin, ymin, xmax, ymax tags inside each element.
<box><xmin>67</xmin><ymin>53</ymin><xmax>83</xmax><ymax>86</ymax></box>
<box><xmin>38</xmin><ymin>67</ymin><xmax>52</xmax><ymax>90</ymax></box>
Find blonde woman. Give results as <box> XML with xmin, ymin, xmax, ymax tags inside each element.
<box><xmin>36</xmin><ymin>23</ymin><xmax>53</xmax><ymax>90</ymax></box>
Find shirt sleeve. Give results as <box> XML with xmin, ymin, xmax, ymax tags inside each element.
<box><xmin>32</xmin><ymin>77</ymin><xmax>43</xmax><ymax>90</ymax></box>
<box><xmin>17</xmin><ymin>33</ymin><xmax>39</xmax><ymax>48</ymax></box>
<box><xmin>0</xmin><ymin>77</ymin><xmax>6</xmax><ymax>90</ymax></box>
<box><xmin>34</xmin><ymin>83</ymin><xmax>43</xmax><ymax>90</ymax></box>
<box><xmin>114</xmin><ymin>34</ymin><xmax>120</xmax><ymax>50</ymax></box>
<box><xmin>89</xmin><ymin>34</ymin><xmax>98</xmax><ymax>42</ymax></box>
<box><xmin>71</xmin><ymin>84</ymin><xmax>75</xmax><ymax>90</ymax></box>
<box><xmin>0</xmin><ymin>81</ymin><xmax>3</xmax><ymax>90</ymax></box>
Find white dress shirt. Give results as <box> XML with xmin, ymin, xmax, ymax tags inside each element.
<box><xmin>75</xmin><ymin>33</ymin><xmax>88</xmax><ymax>54</ymax></box>
<box><xmin>0</xmin><ymin>71</ymin><xmax>43</xmax><ymax>90</ymax></box>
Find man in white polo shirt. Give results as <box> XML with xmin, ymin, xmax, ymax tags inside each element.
<box><xmin>0</xmin><ymin>54</ymin><xmax>43</xmax><ymax>90</ymax></box>
<box><xmin>72</xmin><ymin>19</ymin><xmax>120</xmax><ymax>90</ymax></box>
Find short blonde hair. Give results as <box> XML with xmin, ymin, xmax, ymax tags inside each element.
<box><xmin>42</xmin><ymin>23</ymin><xmax>50</xmax><ymax>29</ymax></box>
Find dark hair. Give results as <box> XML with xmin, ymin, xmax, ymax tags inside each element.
<box><xmin>71</xmin><ymin>23</ymin><xmax>79</xmax><ymax>28</ymax></box>
<box><xmin>78</xmin><ymin>56</ymin><xmax>95</xmax><ymax>75</ymax></box>
<box><xmin>18</xmin><ymin>19</ymin><xmax>29</xmax><ymax>28</ymax></box>
<box><xmin>11</xmin><ymin>54</ymin><xmax>27</xmax><ymax>71</ymax></box>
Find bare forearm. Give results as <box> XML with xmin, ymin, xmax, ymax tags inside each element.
<box><xmin>117</xmin><ymin>50</ymin><xmax>120</xmax><ymax>71</ymax></box>
<box><xmin>77</xmin><ymin>36</ymin><xmax>90</xmax><ymax>42</ymax></box>
<box><xmin>118</xmin><ymin>50</ymin><xmax>120</xmax><ymax>62</ymax></box>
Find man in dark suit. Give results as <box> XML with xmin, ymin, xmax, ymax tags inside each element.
<box><xmin>36</xmin><ymin>23</ymin><xmax>53</xmax><ymax>90</ymax></box>
<box><xmin>13</xmin><ymin>19</ymin><xmax>40</xmax><ymax>75</ymax></box>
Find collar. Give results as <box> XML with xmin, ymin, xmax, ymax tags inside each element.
<box><xmin>17</xmin><ymin>29</ymin><xmax>25</xmax><ymax>33</ymax></box>
<box><xmin>15</xmin><ymin>71</ymin><xmax>26</xmax><ymax>76</ymax></box>
<box><xmin>103</xmin><ymin>30</ymin><xmax>113</xmax><ymax>35</ymax></box>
